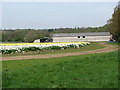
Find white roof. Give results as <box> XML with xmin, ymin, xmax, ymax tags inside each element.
<box><xmin>53</xmin><ymin>32</ymin><xmax>111</xmax><ymax>37</ymax></box>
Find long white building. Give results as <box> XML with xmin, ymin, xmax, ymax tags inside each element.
<box><xmin>52</xmin><ymin>32</ymin><xmax>111</xmax><ymax>42</ymax></box>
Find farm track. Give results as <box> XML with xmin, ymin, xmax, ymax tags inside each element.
<box><xmin>1</xmin><ymin>42</ymin><xmax>119</xmax><ymax>61</ymax></box>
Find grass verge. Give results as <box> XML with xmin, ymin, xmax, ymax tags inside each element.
<box><xmin>2</xmin><ymin>51</ymin><xmax>118</xmax><ymax>88</ymax></box>
<box><xmin>106</xmin><ymin>42</ymin><xmax>120</xmax><ymax>46</ymax></box>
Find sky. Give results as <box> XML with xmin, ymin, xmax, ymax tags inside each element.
<box><xmin>1</xmin><ymin>2</ymin><xmax>118</xmax><ymax>29</ymax></box>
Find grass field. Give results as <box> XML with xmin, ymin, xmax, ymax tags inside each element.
<box><xmin>2</xmin><ymin>51</ymin><xmax>118</xmax><ymax>88</ymax></box>
<box><xmin>107</xmin><ymin>42</ymin><xmax>120</xmax><ymax>46</ymax></box>
<box><xmin>2</xmin><ymin>42</ymin><xmax>105</xmax><ymax>57</ymax></box>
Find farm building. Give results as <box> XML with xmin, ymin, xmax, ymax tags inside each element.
<box><xmin>52</xmin><ymin>32</ymin><xmax>111</xmax><ymax>42</ymax></box>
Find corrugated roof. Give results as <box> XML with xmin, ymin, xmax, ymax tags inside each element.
<box><xmin>53</xmin><ymin>32</ymin><xmax>111</xmax><ymax>37</ymax></box>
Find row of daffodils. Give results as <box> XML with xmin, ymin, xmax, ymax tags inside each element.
<box><xmin>0</xmin><ymin>42</ymin><xmax>90</xmax><ymax>54</ymax></box>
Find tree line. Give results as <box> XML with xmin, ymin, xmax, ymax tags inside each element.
<box><xmin>1</xmin><ymin>29</ymin><xmax>51</xmax><ymax>43</ymax></box>
<box><xmin>0</xmin><ymin>26</ymin><xmax>109</xmax><ymax>43</ymax></box>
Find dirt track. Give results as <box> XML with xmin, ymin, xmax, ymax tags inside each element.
<box><xmin>1</xmin><ymin>42</ymin><xmax>118</xmax><ymax>61</ymax></box>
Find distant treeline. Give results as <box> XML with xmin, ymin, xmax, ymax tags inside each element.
<box><xmin>0</xmin><ymin>25</ymin><xmax>109</xmax><ymax>43</ymax></box>
<box><xmin>1</xmin><ymin>29</ymin><xmax>51</xmax><ymax>43</ymax></box>
<box><xmin>53</xmin><ymin>25</ymin><xmax>108</xmax><ymax>33</ymax></box>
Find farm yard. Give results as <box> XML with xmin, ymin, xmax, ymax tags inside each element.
<box><xmin>1</xmin><ymin>42</ymin><xmax>119</xmax><ymax>88</ymax></box>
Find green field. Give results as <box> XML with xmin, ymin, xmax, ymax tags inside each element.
<box><xmin>107</xmin><ymin>42</ymin><xmax>120</xmax><ymax>46</ymax></box>
<box><xmin>2</xmin><ymin>51</ymin><xmax>118</xmax><ymax>88</ymax></box>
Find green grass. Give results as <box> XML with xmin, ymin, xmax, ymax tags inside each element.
<box><xmin>106</xmin><ymin>42</ymin><xmax>120</xmax><ymax>46</ymax></box>
<box><xmin>2</xmin><ymin>51</ymin><xmax>118</xmax><ymax>88</ymax></box>
<box><xmin>3</xmin><ymin>42</ymin><xmax>105</xmax><ymax>57</ymax></box>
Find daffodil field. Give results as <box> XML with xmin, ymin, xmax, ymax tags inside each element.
<box><xmin>0</xmin><ymin>42</ymin><xmax>90</xmax><ymax>54</ymax></box>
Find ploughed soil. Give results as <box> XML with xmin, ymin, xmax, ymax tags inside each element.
<box><xmin>1</xmin><ymin>42</ymin><xmax>118</xmax><ymax>61</ymax></box>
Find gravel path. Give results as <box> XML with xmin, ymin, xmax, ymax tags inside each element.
<box><xmin>1</xmin><ymin>42</ymin><xmax>118</xmax><ymax>61</ymax></box>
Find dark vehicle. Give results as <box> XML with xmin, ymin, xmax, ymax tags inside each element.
<box><xmin>40</xmin><ymin>37</ymin><xmax>53</xmax><ymax>43</ymax></box>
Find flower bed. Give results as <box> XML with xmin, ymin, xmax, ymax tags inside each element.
<box><xmin>0</xmin><ymin>42</ymin><xmax>90</xmax><ymax>54</ymax></box>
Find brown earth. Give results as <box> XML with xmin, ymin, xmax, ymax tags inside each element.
<box><xmin>1</xmin><ymin>42</ymin><xmax>118</xmax><ymax>61</ymax></box>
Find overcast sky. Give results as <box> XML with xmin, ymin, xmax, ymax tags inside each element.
<box><xmin>1</xmin><ymin>2</ymin><xmax>118</xmax><ymax>29</ymax></box>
